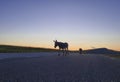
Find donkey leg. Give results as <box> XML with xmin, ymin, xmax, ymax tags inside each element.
<box><xmin>62</xmin><ymin>50</ymin><xmax>64</xmax><ymax>56</ymax></box>
<box><xmin>64</xmin><ymin>50</ymin><xmax>67</xmax><ymax>56</ymax></box>
<box><xmin>62</xmin><ymin>49</ymin><xmax>67</xmax><ymax>56</ymax></box>
<box><xmin>58</xmin><ymin>49</ymin><xmax>61</xmax><ymax>56</ymax></box>
<box><xmin>65</xmin><ymin>49</ymin><xmax>68</xmax><ymax>56</ymax></box>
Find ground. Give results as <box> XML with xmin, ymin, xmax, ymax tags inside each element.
<box><xmin>0</xmin><ymin>52</ymin><xmax>120</xmax><ymax>82</ymax></box>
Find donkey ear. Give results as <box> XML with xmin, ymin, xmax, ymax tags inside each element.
<box><xmin>53</xmin><ymin>40</ymin><xmax>57</xmax><ymax>42</ymax></box>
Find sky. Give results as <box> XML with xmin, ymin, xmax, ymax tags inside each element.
<box><xmin>0</xmin><ymin>0</ymin><xmax>120</xmax><ymax>50</ymax></box>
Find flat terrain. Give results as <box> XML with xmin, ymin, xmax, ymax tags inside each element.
<box><xmin>0</xmin><ymin>53</ymin><xmax>120</xmax><ymax>82</ymax></box>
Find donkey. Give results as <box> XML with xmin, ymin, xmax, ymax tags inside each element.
<box><xmin>53</xmin><ymin>40</ymin><xmax>69</xmax><ymax>56</ymax></box>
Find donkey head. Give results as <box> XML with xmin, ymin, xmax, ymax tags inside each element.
<box><xmin>53</xmin><ymin>40</ymin><xmax>58</xmax><ymax>48</ymax></box>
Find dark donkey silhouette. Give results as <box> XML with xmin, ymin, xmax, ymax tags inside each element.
<box><xmin>54</xmin><ymin>40</ymin><xmax>69</xmax><ymax>56</ymax></box>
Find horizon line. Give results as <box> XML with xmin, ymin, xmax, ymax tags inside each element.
<box><xmin>0</xmin><ymin>44</ymin><xmax>120</xmax><ymax>52</ymax></box>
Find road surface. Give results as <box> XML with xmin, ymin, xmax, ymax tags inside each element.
<box><xmin>0</xmin><ymin>53</ymin><xmax>120</xmax><ymax>82</ymax></box>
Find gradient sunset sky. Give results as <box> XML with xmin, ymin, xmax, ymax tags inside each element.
<box><xmin>0</xmin><ymin>0</ymin><xmax>120</xmax><ymax>50</ymax></box>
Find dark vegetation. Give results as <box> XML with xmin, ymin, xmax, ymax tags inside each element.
<box><xmin>0</xmin><ymin>45</ymin><xmax>57</xmax><ymax>53</ymax></box>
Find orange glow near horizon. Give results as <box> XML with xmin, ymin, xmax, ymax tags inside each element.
<box><xmin>1</xmin><ymin>41</ymin><xmax>120</xmax><ymax>51</ymax></box>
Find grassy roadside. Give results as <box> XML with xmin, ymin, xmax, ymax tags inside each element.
<box><xmin>0</xmin><ymin>45</ymin><xmax>57</xmax><ymax>53</ymax></box>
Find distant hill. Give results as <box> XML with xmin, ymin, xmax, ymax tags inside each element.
<box><xmin>0</xmin><ymin>45</ymin><xmax>57</xmax><ymax>53</ymax></box>
<box><xmin>84</xmin><ymin>48</ymin><xmax>120</xmax><ymax>55</ymax></box>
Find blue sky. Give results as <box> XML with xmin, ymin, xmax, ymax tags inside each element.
<box><xmin>0</xmin><ymin>0</ymin><xmax>120</xmax><ymax>50</ymax></box>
